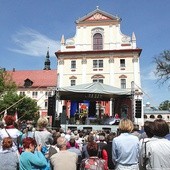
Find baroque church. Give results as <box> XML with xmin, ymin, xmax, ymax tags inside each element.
<box><xmin>7</xmin><ymin>7</ymin><xmax>144</xmax><ymax>126</ymax></box>
<box><xmin>55</xmin><ymin>7</ymin><xmax>143</xmax><ymax>125</ymax></box>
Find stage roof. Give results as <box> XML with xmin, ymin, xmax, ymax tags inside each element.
<box><xmin>57</xmin><ymin>82</ymin><xmax>131</xmax><ymax>101</ymax></box>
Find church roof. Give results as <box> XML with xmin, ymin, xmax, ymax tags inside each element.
<box><xmin>76</xmin><ymin>7</ymin><xmax>121</xmax><ymax>24</ymax></box>
<box><xmin>7</xmin><ymin>69</ymin><xmax>57</xmax><ymax>88</ymax></box>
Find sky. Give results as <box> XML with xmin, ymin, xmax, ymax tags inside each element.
<box><xmin>0</xmin><ymin>0</ymin><xmax>169</xmax><ymax>107</ymax></box>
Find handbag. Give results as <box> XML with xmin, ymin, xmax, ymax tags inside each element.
<box><xmin>4</xmin><ymin>128</ymin><xmax>21</xmax><ymax>153</ymax></box>
<box><xmin>142</xmin><ymin>140</ymin><xmax>149</xmax><ymax>170</ymax></box>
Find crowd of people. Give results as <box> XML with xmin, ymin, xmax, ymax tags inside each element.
<box><xmin>0</xmin><ymin>115</ymin><xmax>170</xmax><ymax>170</ymax></box>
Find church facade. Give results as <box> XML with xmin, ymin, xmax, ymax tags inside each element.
<box><xmin>55</xmin><ymin>7</ymin><xmax>143</xmax><ymax>125</ymax></box>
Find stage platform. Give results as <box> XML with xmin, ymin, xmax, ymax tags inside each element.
<box><xmin>60</xmin><ymin>124</ymin><xmax>119</xmax><ymax>132</ymax></box>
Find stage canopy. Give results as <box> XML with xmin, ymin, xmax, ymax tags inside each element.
<box><xmin>57</xmin><ymin>82</ymin><xmax>131</xmax><ymax>101</ymax></box>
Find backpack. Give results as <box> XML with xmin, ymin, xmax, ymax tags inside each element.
<box><xmin>83</xmin><ymin>157</ymin><xmax>106</xmax><ymax>170</ymax></box>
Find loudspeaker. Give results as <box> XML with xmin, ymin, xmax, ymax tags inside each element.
<box><xmin>48</xmin><ymin>96</ymin><xmax>56</xmax><ymax>116</ymax></box>
<box><xmin>102</xmin><ymin>127</ymin><xmax>111</xmax><ymax>132</ymax></box>
<box><xmin>83</xmin><ymin>127</ymin><xmax>92</xmax><ymax>131</ymax></box>
<box><xmin>60</xmin><ymin>106</ymin><xmax>67</xmax><ymax>124</ymax></box>
<box><xmin>135</xmin><ymin>100</ymin><xmax>142</xmax><ymax>118</ymax></box>
<box><xmin>68</xmin><ymin>126</ymin><xmax>77</xmax><ymax>131</ymax></box>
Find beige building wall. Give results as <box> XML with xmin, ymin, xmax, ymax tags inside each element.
<box><xmin>57</xmin><ymin>8</ymin><xmax>143</xmax><ymax>125</ymax></box>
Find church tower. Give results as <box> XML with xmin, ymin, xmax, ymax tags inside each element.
<box><xmin>44</xmin><ymin>48</ymin><xmax>51</xmax><ymax>70</ymax></box>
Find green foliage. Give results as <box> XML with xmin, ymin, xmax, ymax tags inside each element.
<box><xmin>0</xmin><ymin>91</ymin><xmax>18</xmax><ymax>114</ymax></box>
<box><xmin>159</xmin><ymin>100</ymin><xmax>170</xmax><ymax>110</ymax></box>
<box><xmin>16</xmin><ymin>95</ymin><xmax>40</xmax><ymax>121</ymax></box>
<box><xmin>0</xmin><ymin>92</ymin><xmax>40</xmax><ymax>121</ymax></box>
<box><xmin>154</xmin><ymin>50</ymin><xmax>170</xmax><ymax>86</ymax></box>
<box><xmin>0</xmin><ymin>70</ymin><xmax>16</xmax><ymax>95</ymax></box>
<box><xmin>0</xmin><ymin>72</ymin><xmax>40</xmax><ymax>122</ymax></box>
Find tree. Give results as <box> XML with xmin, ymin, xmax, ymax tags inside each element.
<box><xmin>0</xmin><ymin>70</ymin><xmax>39</xmax><ymax>122</ymax></box>
<box><xmin>154</xmin><ymin>50</ymin><xmax>170</xmax><ymax>86</ymax></box>
<box><xmin>0</xmin><ymin>92</ymin><xmax>40</xmax><ymax>122</ymax></box>
<box><xmin>0</xmin><ymin>69</ymin><xmax>16</xmax><ymax>96</ymax></box>
<box><xmin>159</xmin><ymin>100</ymin><xmax>170</xmax><ymax>110</ymax></box>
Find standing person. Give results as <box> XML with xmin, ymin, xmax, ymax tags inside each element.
<box><xmin>139</xmin><ymin>121</ymin><xmax>155</xmax><ymax>140</ymax></box>
<box><xmin>0</xmin><ymin>137</ymin><xmax>19</xmax><ymax>170</ymax></box>
<box><xmin>80</xmin><ymin>141</ymin><xmax>108</xmax><ymax>170</ymax></box>
<box><xmin>97</xmin><ymin>135</ymin><xmax>107</xmax><ymax>158</ymax></box>
<box><xmin>75</xmin><ymin>110</ymin><xmax>80</xmax><ymax>124</ymax></box>
<box><xmin>68</xmin><ymin>137</ymin><xmax>82</xmax><ymax>170</ymax></box>
<box><xmin>22</xmin><ymin>125</ymin><xmax>34</xmax><ymax>139</ymax></box>
<box><xmin>139</xmin><ymin>121</ymin><xmax>155</xmax><ymax>170</ymax></box>
<box><xmin>34</xmin><ymin>117</ymin><xmax>53</xmax><ymax>146</ymax></box>
<box><xmin>102</xmin><ymin>132</ymin><xmax>116</xmax><ymax>170</ymax></box>
<box><xmin>0</xmin><ymin>115</ymin><xmax>22</xmax><ymax>153</ymax></box>
<box><xmin>142</xmin><ymin>119</ymin><xmax>170</xmax><ymax>169</ymax></box>
<box><xmin>20</xmin><ymin>137</ymin><xmax>47</xmax><ymax>170</ymax></box>
<box><xmin>75</xmin><ymin>131</ymin><xmax>84</xmax><ymax>152</ymax></box>
<box><xmin>50</xmin><ymin>136</ymin><xmax>78</xmax><ymax>170</ymax></box>
<box><xmin>131</xmin><ymin>124</ymin><xmax>141</xmax><ymax>139</ymax></box>
<box><xmin>112</xmin><ymin>118</ymin><xmax>139</xmax><ymax>170</ymax></box>
<box><xmin>68</xmin><ymin>137</ymin><xmax>82</xmax><ymax>156</ymax></box>
<box><xmin>82</xmin><ymin>134</ymin><xmax>94</xmax><ymax>159</ymax></box>
<box><xmin>34</xmin><ymin>117</ymin><xmax>53</xmax><ymax>169</ymax></box>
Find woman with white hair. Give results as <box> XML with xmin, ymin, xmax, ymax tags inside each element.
<box><xmin>34</xmin><ymin>117</ymin><xmax>54</xmax><ymax>169</ymax></box>
<box><xmin>34</xmin><ymin>117</ymin><xmax>53</xmax><ymax>146</ymax></box>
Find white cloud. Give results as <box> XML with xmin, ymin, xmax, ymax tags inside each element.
<box><xmin>9</xmin><ymin>27</ymin><xmax>60</xmax><ymax>57</ymax></box>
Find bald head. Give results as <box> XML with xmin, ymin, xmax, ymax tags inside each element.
<box><xmin>57</xmin><ymin>136</ymin><xmax>67</xmax><ymax>150</ymax></box>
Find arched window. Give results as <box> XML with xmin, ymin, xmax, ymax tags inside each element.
<box><xmin>150</xmin><ymin>115</ymin><xmax>155</xmax><ymax>119</ymax></box>
<box><xmin>144</xmin><ymin>115</ymin><xmax>147</xmax><ymax>119</ymax></box>
<box><xmin>120</xmin><ymin>79</ymin><xmax>126</xmax><ymax>89</ymax></box>
<box><xmin>69</xmin><ymin>76</ymin><xmax>77</xmax><ymax>86</ymax></box>
<box><xmin>93</xmin><ymin>33</ymin><xmax>103</xmax><ymax>50</ymax></box>
<box><xmin>157</xmin><ymin>115</ymin><xmax>162</xmax><ymax>119</ymax></box>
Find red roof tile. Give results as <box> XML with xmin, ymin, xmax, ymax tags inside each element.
<box><xmin>7</xmin><ymin>70</ymin><xmax>57</xmax><ymax>88</ymax></box>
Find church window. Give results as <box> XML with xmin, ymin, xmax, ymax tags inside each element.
<box><xmin>93</xmin><ymin>33</ymin><xmax>103</xmax><ymax>50</ymax></box>
<box><xmin>120</xmin><ymin>59</ymin><xmax>125</xmax><ymax>67</ymax></box>
<box><xmin>71</xmin><ymin>79</ymin><xmax>76</xmax><ymax>86</ymax></box>
<box><xmin>93</xmin><ymin>79</ymin><xmax>103</xmax><ymax>83</ymax></box>
<box><xmin>121</xmin><ymin>79</ymin><xmax>126</xmax><ymax>89</ymax></box>
<box><xmin>93</xmin><ymin>60</ymin><xmax>103</xmax><ymax>68</ymax></box>
<box><xmin>71</xmin><ymin>60</ymin><xmax>76</xmax><ymax>69</ymax></box>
